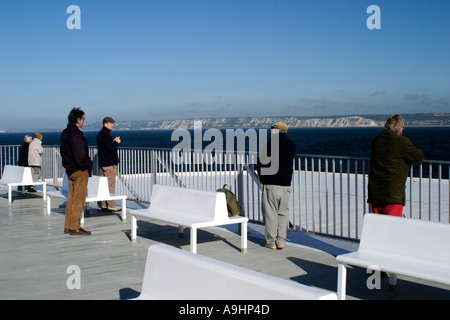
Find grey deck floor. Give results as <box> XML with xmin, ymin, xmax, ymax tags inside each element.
<box><xmin>1</xmin><ymin>190</ymin><xmax>449</xmax><ymax>300</ymax></box>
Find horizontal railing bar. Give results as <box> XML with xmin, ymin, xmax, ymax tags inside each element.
<box><xmin>1</xmin><ymin>144</ymin><xmax>449</xmax><ymax>242</ymax></box>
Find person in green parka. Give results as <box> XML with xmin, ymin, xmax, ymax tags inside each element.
<box><xmin>368</xmin><ymin>114</ymin><xmax>424</xmax><ymax>216</ymax></box>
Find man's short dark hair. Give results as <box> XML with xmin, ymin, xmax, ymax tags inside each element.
<box><xmin>68</xmin><ymin>108</ymin><xmax>85</xmax><ymax>123</ymax></box>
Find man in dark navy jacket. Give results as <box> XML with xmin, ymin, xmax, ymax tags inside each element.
<box><xmin>60</xmin><ymin>108</ymin><xmax>93</xmax><ymax>235</ymax></box>
<box><xmin>97</xmin><ymin>117</ymin><xmax>121</xmax><ymax>211</ymax></box>
<box><xmin>257</xmin><ymin>122</ymin><xmax>296</xmax><ymax>250</ymax></box>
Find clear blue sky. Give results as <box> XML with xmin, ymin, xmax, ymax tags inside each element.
<box><xmin>1</xmin><ymin>0</ymin><xmax>449</xmax><ymax>130</ymax></box>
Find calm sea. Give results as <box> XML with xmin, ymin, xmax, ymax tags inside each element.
<box><xmin>1</xmin><ymin>127</ymin><xmax>449</xmax><ymax>161</ymax></box>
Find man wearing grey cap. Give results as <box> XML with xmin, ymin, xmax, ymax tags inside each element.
<box><xmin>256</xmin><ymin>122</ymin><xmax>296</xmax><ymax>250</ymax></box>
<box><xmin>97</xmin><ymin>116</ymin><xmax>121</xmax><ymax>211</ymax></box>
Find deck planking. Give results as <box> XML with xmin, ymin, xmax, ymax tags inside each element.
<box><xmin>0</xmin><ymin>189</ymin><xmax>449</xmax><ymax>300</ymax></box>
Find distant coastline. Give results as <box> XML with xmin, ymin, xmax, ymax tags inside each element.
<box><xmin>1</xmin><ymin>112</ymin><xmax>449</xmax><ymax>133</ymax></box>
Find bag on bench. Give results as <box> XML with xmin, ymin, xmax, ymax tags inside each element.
<box><xmin>216</xmin><ymin>184</ymin><xmax>241</xmax><ymax>217</ymax></box>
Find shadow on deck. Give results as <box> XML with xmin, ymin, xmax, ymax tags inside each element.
<box><xmin>0</xmin><ymin>189</ymin><xmax>449</xmax><ymax>300</ymax></box>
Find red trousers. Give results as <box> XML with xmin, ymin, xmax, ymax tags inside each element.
<box><xmin>370</xmin><ymin>203</ymin><xmax>403</xmax><ymax>217</ymax></box>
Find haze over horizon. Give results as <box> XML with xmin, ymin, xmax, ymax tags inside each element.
<box><xmin>1</xmin><ymin>1</ymin><xmax>449</xmax><ymax>130</ymax></box>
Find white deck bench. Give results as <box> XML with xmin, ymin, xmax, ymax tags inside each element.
<box><xmin>336</xmin><ymin>213</ymin><xmax>450</xmax><ymax>300</ymax></box>
<box><xmin>0</xmin><ymin>165</ymin><xmax>47</xmax><ymax>203</ymax></box>
<box><xmin>46</xmin><ymin>175</ymin><xmax>127</xmax><ymax>223</ymax></box>
<box><xmin>133</xmin><ymin>243</ymin><xmax>337</xmax><ymax>300</ymax></box>
<box><xmin>129</xmin><ymin>184</ymin><xmax>248</xmax><ymax>254</ymax></box>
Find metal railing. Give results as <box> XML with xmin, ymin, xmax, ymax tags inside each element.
<box><xmin>1</xmin><ymin>144</ymin><xmax>449</xmax><ymax>241</ymax></box>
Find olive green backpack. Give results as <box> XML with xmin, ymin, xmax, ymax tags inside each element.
<box><xmin>216</xmin><ymin>184</ymin><xmax>242</xmax><ymax>217</ymax></box>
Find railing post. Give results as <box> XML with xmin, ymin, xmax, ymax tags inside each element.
<box><xmin>150</xmin><ymin>149</ymin><xmax>157</xmax><ymax>193</ymax></box>
<box><xmin>52</xmin><ymin>147</ymin><xmax>58</xmax><ymax>186</ymax></box>
<box><xmin>235</xmin><ymin>152</ymin><xmax>245</xmax><ymax>235</ymax></box>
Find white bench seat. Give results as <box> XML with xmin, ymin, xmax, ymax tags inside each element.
<box><xmin>133</xmin><ymin>243</ymin><xmax>338</xmax><ymax>300</ymax></box>
<box><xmin>129</xmin><ymin>184</ymin><xmax>248</xmax><ymax>254</ymax></box>
<box><xmin>339</xmin><ymin>251</ymin><xmax>450</xmax><ymax>287</ymax></box>
<box><xmin>46</xmin><ymin>175</ymin><xmax>127</xmax><ymax>223</ymax></box>
<box><xmin>336</xmin><ymin>213</ymin><xmax>450</xmax><ymax>300</ymax></box>
<box><xmin>0</xmin><ymin>165</ymin><xmax>47</xmax><ymax>203</ymax></box>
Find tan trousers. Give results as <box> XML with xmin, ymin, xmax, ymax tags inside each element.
<box><xmin>29</xmin><ymin>166</ymin><xmax>41</xmax><ymax>189</ymax></box>
<box><xmin>262</xmin><ymin>184</ymin><xmax>291</xmax><ymax>247</ymax></box>
<box><xmin>65</xmin><ymin>170</ymin><xmax>89</xmax><ymax>230</ymax></box>
<box><xmin>30</xmin><ymin>166</ymin><xmax>41</xmax><ymax>181</ymax></box>
<box><xmin>100</xmin><ymin>165</ymin><xmax>118</xmax><ymax>208</ymax></box>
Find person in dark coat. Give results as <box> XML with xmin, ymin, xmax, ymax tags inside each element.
<box><xmin>18</xmin><ymin>135</ymin><xmax>32</xmax><ymax>167</ymax></box>
<box><xmin>257</xmin><ymin>122</ymin><xmax>296</xmax><ymax>250</ymax></box>
<box><xmin>367</xmin><ymin>114</ymin><xmax>424</xmax><ymax>216</ymax></box>
<box><xmin>17</xmin><ymin>135</ymin><xmax>32</xmax><ymax>191</ymax></box>
<box><xmin>60</xmin><ymin>107</ymin><xmax>93</xmax><ymax>235</ymax></box>
<box><xmin>97</xmin><ymin>116</ymin><xmax>121</xmax><ymax>211</ymax></box>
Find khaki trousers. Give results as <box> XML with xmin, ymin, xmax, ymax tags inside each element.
<box><xmin>262</xmin><ymin>184</ymin><xmax>291</xmax><ymax>247</ymax></box>
<box><xmin>30</xmin><ymin>166</ymin><xmax>41</xmax><ymax>181</ymax></box>
<box><xmin>100</xmin><ymin>165</ymin><xmax>117</xmax><ymax>208</ymax></box>
<box><xmin>29</xmin><ymin>166</ymin><xmax>41</xmax><ymax>189</ymax></box>
<box><xmin>65</xmin><ymin>170</ymin><xmax>89</xmax><ymax>230</ymax></box>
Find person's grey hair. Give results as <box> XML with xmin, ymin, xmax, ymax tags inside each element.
<box><xmin>385</xmin><ymin>114</ymin><xmax>404</xmax><ymax>133</ymax></box>
<box><xmin>24</xmin><ymin>135</ymin><xmax>32</xmax><ymax>143</ymax></box>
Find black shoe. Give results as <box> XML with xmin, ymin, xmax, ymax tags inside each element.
<box><xmin>28</xmin><ymin>187</ymin><xmax>37</xmax><ymax>192</ymax></box>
